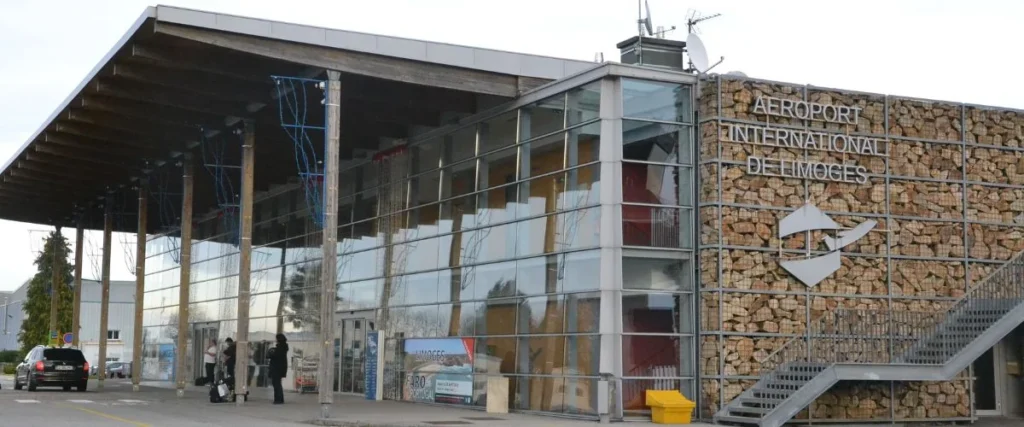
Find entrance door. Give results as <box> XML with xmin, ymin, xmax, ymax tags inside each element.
<box><xmin>192</xmin><ymin>322</ymin><xmax>219</xmax><ymax>381</ymax></box>
<box><xmin>334</xmin><ymin>312</ymin><xmax>374</xmax><ymax>394</ymax></box>
<box><xmin>974</xmin><ymin>344</ymin><xmax>1003</xmax><ymax>415</ymax></box>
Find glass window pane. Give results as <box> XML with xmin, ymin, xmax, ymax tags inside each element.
<box><xmin>559</xmin><ymin>252</ymin><xmax>601</xmax><ymax>293</ymax></box>
<box><xmin>479</xmin><ymin>111</ymin><xmax>518</xmax><ymax>155</ymax></box>
<box><xmin>446</xmin><ymin>126</ymin><xmax>477</xmax><ymax>165</ymax></box>
<box><xmin>623</xmin><ymin>162</ymin><xmax>687</xmax><ymax>206</ymax></box>
<box><xmin>522</xmin><ymin>132</ymin><xmax>565</xmax><ymax>180</ymax></box>
<box><xmin>567</xmin><ymin>81</ymin><xmax>601</xmax><ymax>127</ymax></box>
<box><xmin>623</xmin><ymin>292</ymin><xmax>691</xmax><ymax>334</ymax></box>
<box><xmin>455</xmin><ymin>301</ymin><xmax>479</xmax><ymax>335</ymax></box>
<box><xmin>568</xmin><ymin>122</ymin><xmax>600</xmax><ymax>167</ymax></box>
<box><xmin>565</xmin><ymin>291</ymin><xmax>601</xmax><ymax>333</ymax></box>
<box><xmin>623</xmin><ymin>257</ymin><xmax>691</xmax><ymax>291</ymax></box>
<box><xmin>518</xmin><ymin>336</ymin><xmax>565</xmax><ymax>374</ymax></box>
<box><xmin>473</xmin><ymin>337</ymin><xmax>517</xmax><ymax>375</ymax></box>
<box><xmin>480</xmin><ymin>146</ymin><xmax>517</xmax><ymax>191</ymax></box>
<box><xmin>415</xmin><ymin>138</ymin><xmax>441</xmax><ymax>173</ymax></box>
<box><xmin>557</xmin><ymin>207</ymin><xmax>601</xmax><ymax>251</ymax></box>
<box><xmin>622</xmin><ymin>335</ymin><xmax>689</xmax><ymax>376</ymax></box>
<box><xmin>515</xmin><ymin>376</ymin><xmax>565</xmax><ymax>412</ymax></box>
<box><xmin>414</xmin><ymin>170</ymin><xmax>440</xmax><ymax>206</ymax></box>
<box><xmin>444</xmin><ymin>163</ymin><xmax>476</xmax><ymax>199</ymax></box>
<box><xmin>479</xmin><ymin>298</ymin><xmax>518</xmax><ymax>335</ymax></box>
<box><xmin>520</xmin><ymin>94</ymin><xmax>566</xmax><ymax>141</ymax></box>
<box><xmin>516</xmin><ymin>215</ymin><xmax>552</xmax><ymax>257</ymax></box>
<box><xmin>622</xmin><ymin>79</ymin><xmax>691</xmax><ymax>123</ymax></box>
<box><xmin>475</xmin><ymin>223</ymin><xmax>516</xmax><ymax>263</ymax></box>
<box><xmin>565</xmin><ymin>335</ymin><xmax>601</xmax><ymax>377</ymax></box>
<box><xmin>623</xmin><ymin>205</ymin><xmax>687</xmax><ymax>249</ymax></box>
<box><xmin>518</xmin><ymin>295</ymin><xmax>565</xmax><ymax>335</ymax></box>
<box><xmin>521</xmin><ymin>176</ymin><xmax>564</xmax><ymax>217</ymax></box>
<box><xmin>515</xmin><ymin>256</ymin><xmax>555</xmax><ymax>296</ymax></box>
<box><xmin>403</xmin><ymin>271</ymin><xmax>440</xmax><ymax>305</ymax></box>
<box><xmin>563</xmin><ymin>377</ymin><xmax>599</xmax><ymax>415</ymax></box>
<box><xmin>468</xmin><ymin>261</ymin><xmax>516</xmax><ymax>298</ymax></box>
<box><xmin>622</xmin><ymin>121</ymin><xmax>690</xmax><ymax>163</ymax></box>
<box><xmin>560</xmin><ymin>164</ymin><xmax>601</xmax><ymax>211</ymax></box>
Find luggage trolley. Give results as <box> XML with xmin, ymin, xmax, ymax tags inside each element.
<box><xmin>293</xmin><ymin>355</ymin><xmax>318</xmax><ymax>394</ymax></box>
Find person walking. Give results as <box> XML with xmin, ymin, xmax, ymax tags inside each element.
<box><xmin>204</xmin><ymin>339</ymin><xmax>217</xmax><ymax>385</ymax></box>
<box><xmin>268</xmin><ymin>334</ymin><xmax>289</xmax><ymax>404</ymax></box>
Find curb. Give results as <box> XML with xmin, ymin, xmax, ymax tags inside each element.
<box><xmin>306</xmin><ymin>420</ymin><xmax>427</xmax><ymax>427</ymax></box>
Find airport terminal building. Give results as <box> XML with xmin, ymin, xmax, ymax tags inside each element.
<box><xmin>7</xmin><ymin>5</ymin><xmax>1024</xmax><ymax>426</ymax></box>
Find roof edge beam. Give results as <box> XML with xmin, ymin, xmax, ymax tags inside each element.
<box><xmin>153</xmin><ymin>22</ymin><xmax>520</xmax><ymax>97</ymax></box>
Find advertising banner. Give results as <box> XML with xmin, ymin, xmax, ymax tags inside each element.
<box><xmin>402</xmin><ymin>338</ymin><xmax>474</xmax><ymax>405</ymax></box>
<box><xmin>364</xmin><ymin>331</ymin><xmax>382</xmax><ymax>400</ymax></box>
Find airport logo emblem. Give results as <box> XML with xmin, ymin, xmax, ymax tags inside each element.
<box><xmin>778</xmin><ymin>203</ymin><xmax>877</xmax><ymax>287</ymax></box>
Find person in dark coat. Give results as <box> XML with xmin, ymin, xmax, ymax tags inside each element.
<box><xmin>223</xmin><ymin>338</ymin><xmax>236</xmax><ymax>378</ymax></box>
<box><xmin>268</xmin><ymin>334</ymin><xmax>289</xmax><ymax>404</ymax></box>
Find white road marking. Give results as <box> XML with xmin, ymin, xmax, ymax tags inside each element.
<box><xmin>67</xmin><ymin>399</ymin><xmax>93</xmax><ymax>403</ymax></box>
<box><xmin>15</xmin><ymin>399</ymin><xmax>40</xmax><ymax>403</ymax></box>
<box><xmin>117</xmin><ymin>399</ymin><xmax>145</xmax><ymax>403</ymax></box>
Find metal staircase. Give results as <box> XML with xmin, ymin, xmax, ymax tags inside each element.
<box><xmin>715</xmin><ymin>252</ymin><xmax>1024</xmax><ymax>427</ymax></box>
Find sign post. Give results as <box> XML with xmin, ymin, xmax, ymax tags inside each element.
<box><xmin>50</xmin><ymin>330</ymin><xmax>59</xmax><ymax>346</ymax></box>
<box><xmin>364</xmin><ymin>331</ymin><xmax>384</xmax><ymax>401</ymax></box>
<box><xmin>63</xmin><ymin>333</ymin><xmax>74</xmax><ymax>346</ymax></box>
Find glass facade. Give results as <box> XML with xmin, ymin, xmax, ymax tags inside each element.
<box><xmin>141</xmin><ymin>70</ymin><xmax>697</xmax><ymax>419</ymax></box>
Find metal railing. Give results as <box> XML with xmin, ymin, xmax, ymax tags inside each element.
<box><xmin>758</xmin><ymin>250</ymin><xmax>1024</xmax><ymax>374</ymax></box>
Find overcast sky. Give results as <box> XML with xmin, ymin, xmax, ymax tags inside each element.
<box><xmin>0</xmin><ymin>0</ymin><xmax>1021</xmax><ymax>290</ymax></box>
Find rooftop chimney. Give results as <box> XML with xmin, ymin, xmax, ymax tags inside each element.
<box><xmin>616</xmin><ymin>36</ymin><xmax>686</xmax><ymax>70</ymax></box>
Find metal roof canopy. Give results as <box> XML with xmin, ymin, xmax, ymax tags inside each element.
<box><xmin>2</xmin><ymin>5</ymin><xmax>595</xmax><ymax>233</ymax></box>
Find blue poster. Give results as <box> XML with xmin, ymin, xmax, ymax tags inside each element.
<box><xmin>365</xmin><ymin>331</ymin><xmax>379</xmax><ymax>400</ymax></box>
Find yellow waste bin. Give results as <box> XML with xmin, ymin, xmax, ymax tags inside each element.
<box><xmin>646</xmin><ymin>390</ymin><xmax>696</xmax><ymax>424</ymax></box>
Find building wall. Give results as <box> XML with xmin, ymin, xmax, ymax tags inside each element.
<box><xmin>698</xmin><ymin>75</ymin><xmax>1024</xmax><ymax>421</ymax></box>
<box><xmin>0</xmin><ymin>284</ymin><xmax>28</xmax><ymax>351</ymax></box>
<box><xmin>0</xmin><ymin>279</ymin><xmax>135</xmax><ymax>365</ymax></box>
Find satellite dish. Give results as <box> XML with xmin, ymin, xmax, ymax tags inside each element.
<box><xmin>726</xmin><ymin>71</ymin><xmax>747</xmax><ymax>77</ymax></box>
<box><xmin>643</xmin><ymin>0</ymin><xmax>654</xmax><ymax>36</ymax></box>
<box><xmin>686</xmin><ymin>32</ymin><xmax>710</xmax><ymax>72</ymax></box>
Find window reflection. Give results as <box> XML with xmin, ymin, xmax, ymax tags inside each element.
<box><xmin>479</xmin><ymin>111</ymin><xmax>518</xmax><ymax>155</ymax></box>
<box><xmin>567</xmin><ymin>81</ymin><xmax>601</xmax><ymax>127</ymax></box>
<box><xmin>622</xmin><ymin>162</ymin><xmax>690</xmax><ymax>206</ymax></box>
<box><xmin>520</xmin><ymin>94</ymin><xmax>566</xmax><ymax>141</ymax></box>
<box><xmin>623</xmin><ymin>121</ymin><xmax>690</xmax><ymax>163</ymax></box>
<box><xmin>623</xmin><ymin>256</ymin><xmax>691</xmax><ymax>291</ymax></box>
<box><xmin>622</xmin><ymin>292</ymin><xmax>691</xmax><ymax>334</ymax></box>
<box><xmin>622</xmin><ymin>79</ymin><xmax>691</xmax><ymax>123</ymax></box>
<box><xmin>622</xmin><ymin>205</ymin><xmax>689</xmax><ymax>249</ymax></box>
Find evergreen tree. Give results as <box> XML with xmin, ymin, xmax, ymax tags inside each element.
<box><xmin>18</xmin><ymin>231</ymin><xmax>74</xmax><ymax>355</ymax></box>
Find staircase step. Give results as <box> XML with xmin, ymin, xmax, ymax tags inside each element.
<box><xmin>716</xmin><ymin>414</ymin><xmax>763</xmax><ymax>426</ymax></box>
<box><xmin>737</xmin><ymin>396</ymin><xmax>785</xmax><ymax>407</ymax></box>
<box><xmin>730</xmin><ymin>405</ymin><xmax>772</xmax><ymax>416</ymax></box>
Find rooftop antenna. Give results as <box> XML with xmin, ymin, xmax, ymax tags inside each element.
<box><xmin>635</xmin><ymin>0</ymin><xmax>654</xmax><ymax>65</ymax></box>
<box><xmin>684</xmin><ymin>10</ymin><xmax>725</xmax><ymax>74</ymax></box>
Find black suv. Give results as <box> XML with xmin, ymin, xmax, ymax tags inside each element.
<box><xmin>14</xmin><ymin>346</ymin><xmax>89</xmax><ymax>392</ymax></box>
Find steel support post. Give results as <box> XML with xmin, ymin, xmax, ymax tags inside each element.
<box><xmin>175</xmin><ymin>154</ymin><xmax>195</xmax><ymax>398</ymax></box>
<box><xmin>72</xmin><ymin>224</ymin><xmax>84</xmax><ymax>347</ymax></box>
<box><xmin>318</xmin><ymin>70</ymin><xmax>341</xmax><ymax>419</ymax></box>
<box><xmin>98</xmin><ymin>197</ymin><xmax>113</xmax><ymax>388</ymax></box>
<box><xmin>132</xmin><ymin>183</ymin><xmax>147</xmax><ymax>391</ymax></box>
<box><xmin>48</xmin><ymin>226</ymin><xmax>62</xmax><ymax>345</ymax></box>
<box><xmin>235</xmin><ymin>119</ymin><xmax>255</xmax><ymax>405</ymax></box>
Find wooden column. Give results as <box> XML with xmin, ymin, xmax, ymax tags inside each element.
<box><xmin>98</xmin><ymin>197</ymin><xmax>113</xmax><ymax>389</ymax></box>
<box><xmin>132</xmin><ymin>183</ymin><xmax>147</xmax><ymax>391</ymax></box>
<box><xmin>48</xmin><ymin>226</ymin><xmax>62</xmax><ymax>347</ymax></box>
<box><xmin>72</xmin><ymin>224</ymin><xmax>83</xmax><ymax>347</ymax></box>
<box><xmin>235</xmin><ymin>119</ymin><xmax>255</xmax><ymax>405</ymax></box>
<box><xmin>175</xmin><ymin>154</ymin><xmax>195</xmax><ymax>398</ymax></box>
<box><xmin>319</xmin><ymin>70</ymin><xmax>341</xmax><ymax>418</ymax></box>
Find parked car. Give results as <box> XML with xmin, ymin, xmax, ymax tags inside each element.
<box><xmin>107</xmin><ymin>362</ymin><xmax>131</xmax><ymax>379</ymax></box>
<box><xmin>89</xmin><ymin>361</ymin><xmax>130</xmax><ymax>378</ymax></box>
<box><xmin>14</xmin><ymin>346</ymin><xmax>89</xmax><ymax>392</ymax></box>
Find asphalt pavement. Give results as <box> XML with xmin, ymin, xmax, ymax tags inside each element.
<box><xmin>0</xmin><ymin>375</ymin><xmax>642</xmax><ymax>427</ymax></box>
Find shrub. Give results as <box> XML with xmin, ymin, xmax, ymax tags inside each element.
<box><xmin>2</xmin><ymin>364</ymin><xmax>15</xmax><ymax>375</ymax></box>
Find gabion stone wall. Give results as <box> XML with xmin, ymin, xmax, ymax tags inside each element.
<box><xmin>698</xmin><ymin>75</ymin><xmax>1024</xmax><ymax>422</ymax></box>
